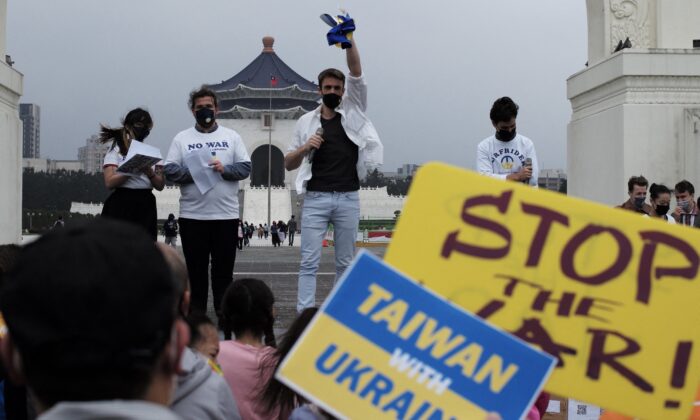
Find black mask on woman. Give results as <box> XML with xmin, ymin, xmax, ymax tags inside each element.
<box><xmin>496</xmin><ymin>128</ymin><xmax>516</xmax><ymax>142</ymax></box>
<box><xmin>195</xmin><ymin>108</ymin><xmax>216</xmax><ymax>128</ymax></box>
<box><xmin>655</xmin><ymin>204</ymin><xmax>670</xmax><ymax>216</ymax></box>
<box><xmin>322</xmin><ymin>93</ymin><xmax>342</xmax><ymax>109</ymax></box>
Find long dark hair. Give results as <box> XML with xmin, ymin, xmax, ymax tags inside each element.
<box><xmin>99</xmin><ymin>108</ymin><xmax>152</xmax><ymax>155</ymax></box>
<box><xmin>260</xmin><ymin>307</ymin><xmax>318</xmax><ymax>418</ymax></box>
<box><xmin>220</xmin><ymin>278</ymin><xmax>276</xmax><ymax>346</ymax></box>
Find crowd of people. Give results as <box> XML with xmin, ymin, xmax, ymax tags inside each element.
<box><xmin>617</xmin><ymin>176</ymin><xmax>700</xmax><ymax>226</ymax></box>
<box><xmin>9</xmin><ymin>16</ymin><xmax>693</xmax><ymax>419</ymax></box>
<box><xmin>0</xmin><ymin>33</ymin><xmax>385</xmax><ymax>420</ymax></box>
<box><xmin>0</xmin><ymin>219</ymin><xmax>327</xmax><ymax>420</ymax></box>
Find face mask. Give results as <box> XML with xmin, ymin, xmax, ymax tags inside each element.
<box><xmin>195</xmin><ymin>108</ymin><xmax>215</xmax><ymax>128</ymax></box>
<box><xmin>322</xmin><ymin>93</ymin><xmax>342</xmax><ymax>109</ymax></box>
<box><xmin>132</xmin><ymin>127</ymin><xmax>150</xmax><ymax>141</ymax></box>
<box><xmin>655</xmin><ymin>204</ymin><xmax>670</xmax><ymax>216</ymax></box>
<box><xmin>633</xmin><ymin>196</ymin><xmax>646</xmax><ymax>209</ymax></box>
<box><xmin>495</xmin><ymin>128</ymin><xmax>516</xmax><ymax>142</ymax></box>
<box><xmin>678</xmin><ymin>200</ymin><xmax>692</xmax><ymax>212</ymax></box>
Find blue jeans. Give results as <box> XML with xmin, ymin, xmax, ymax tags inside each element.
<box><xmin>297</xmin><ymin>191</ymin><xmax>360</xmax><ymax>312</ymax></box>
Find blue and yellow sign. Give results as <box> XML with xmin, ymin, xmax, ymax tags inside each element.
<box><xmin>277</xmin><ymin>252</ymin><xmax>556</xmax><ymax>420</ymax></box>
<box><xmin>385</xmin><ymin>163</ymin><xmax>700</xmax><ymax>419</ymax></box>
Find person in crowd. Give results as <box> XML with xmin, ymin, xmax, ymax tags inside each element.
<box><xmin>164</xmin><ymin>86</ymin><xmax>251</xmax><ymax>316</ymax></box>
<box><xmin>0</xmin><ymin>244</ymin><xmax>31</xmax><ymax>420</ymax></box>
<box><xmin>187</xmin><ymin>313</ymin><xmax>221</xmax><ymax>363</ymax></box>
<box><xmin>163</xmin><ymin>213</ymin><xmax>179</xmax><ymax>248</ymax></box>
<box><xmin>617</xmin><ymin>175</ymin><xmax>651</xmax><ymax>214</ymax></box>
<box><xmin>263</xmin><ymin>223</ymin><xmax>269</xmax><ymax>239</ymax></box>
<box><xmin>476</xmin><ymin>97</ymin><xmax>539</xmax><ymax>186</ymax></box>
<box><xmin>243</xmin><ymin>222</ymin><xmax>250</xmax><ymax>247</ymax></box>
<box><xmin>647</xmin><ymin>183</ymin><xmax>676</xmax><ymax>224</ymax></box>
<box><xmin>237</xmin><ymin>223</ymin><xmax>244</xmax><ymax>251</ymax></box>
<box><xmin>287</xmin><ymin>215</ymin><xmax>298</xmax><ymax>246</ymax></box>
<box><xmin>673</xmin><ymin>180</ymin><xmax>699</xmax><ymax>226</ymax></box>
<box><xmin>258</xmin><ymin>224</ymin><xmax>264</xmax><ymax>239</ymax></box>
<box><xmin>284</xmin><ymin>36</ymin><xmax>383</xmax><ymax>312</ymax></box>
<box><xmin>261</xmin><ymin>308</ymin><xmax>318</xmax><ymax>419</ymax></box>
<box><xmin>0</xmin><ymin>219</ymin><xmax>186</xmax><ymax>419</ymax></box>
<box><xmin>270</xmin><ymin>222</ymin><xmax>280</xmax><ymax>247</ymax></box>
<box><xmin>218</xmin><ymin>278</ymin><xmax>278</xmax><ymax>419</ymax></box>
<box><xmin>100</xmin><ymin>108</ymin><xmax>164</xmax><ymax>241</ymax></box>
<box><xmin>158</xmin><ymin>243</ymin><xmax>241</xmax><ymax>420</ymax></box>
<box><xmin>247</xmin><ymin>222</ymin><xmax>254</xmax><ymax>240</ymax></box>
<box><xmin>278</xmin><ymin>220</ymin><xmax>287</xmax><ymax>244</ymax></box>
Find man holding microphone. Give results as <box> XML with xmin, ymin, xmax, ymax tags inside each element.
<box><xmin>476</xmin><ymin>97</ymin><xmax>539</xmax><ymax>186</ymax></box>
<box><xmin>285</xmin><ymin>30</ymin><xmax>383</xmax><ymax>312</ymax></box>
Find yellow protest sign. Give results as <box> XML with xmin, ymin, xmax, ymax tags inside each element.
<box><xmin>385</xmin><ymin>163</ymin><xmax>700</xmax><ymax>419</ymax></box>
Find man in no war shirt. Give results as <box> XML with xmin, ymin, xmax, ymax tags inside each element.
<box><xmin>476</xmin><ymin>97</ymin><xmax>539</xmax><ymax>187</ymax></box>
<box><xmin>164</xmin><ymin>86</ymin><xmax>251</xmax><ymax>325</ymax></box>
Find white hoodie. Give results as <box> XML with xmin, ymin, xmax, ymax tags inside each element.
<box><xmin>476</xmin><ymin>134</ymin><xmax>539</xmax><ymax>187</ymax></box>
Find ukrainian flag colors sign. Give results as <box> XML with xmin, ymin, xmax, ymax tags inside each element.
<box><xmin>385</xmin><ymin>163</ymin><xmax>700</xmax><ymax>419</ymax></box>
<box><xmin>277</xmin><ymin>252</ymin><xmax>556</xmax><ymax>420</ymax></box>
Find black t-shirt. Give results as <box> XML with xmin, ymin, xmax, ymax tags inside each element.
<box><xmin>306</xmin><ymin>114</ymin><xmax>359</xmax><ymax>192</ymax></box>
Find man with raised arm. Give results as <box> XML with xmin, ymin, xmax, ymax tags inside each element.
<box><xmin>285</xmin><ymin>37</ymin><xmax>383</xmax><ymax>312</ymax></box>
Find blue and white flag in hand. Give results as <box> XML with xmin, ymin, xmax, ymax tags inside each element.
<box><xmin>320</xmin><ymin>13</ymin><xmax>355</xmax><ymax>49</ymax></box>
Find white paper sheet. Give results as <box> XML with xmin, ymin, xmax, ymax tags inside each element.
<box><xmin>117</xmin><ymin>141</ymin><xmax>163</xmax><ymax>175</ymax></box>
<box><xmin>184</xmin><ymin>148</ymin><xmax>222</xmax><ymax>195</ymax></box>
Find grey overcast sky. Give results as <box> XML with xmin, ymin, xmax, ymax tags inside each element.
<box><xmin>7</xmin><ymin>0</ymin><xmax>587</xmax><ymax>172</ymax></box>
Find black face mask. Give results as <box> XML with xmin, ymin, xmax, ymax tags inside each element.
<box><xmin>195</xmin><ymin>108</ymin><xmax>215</xmax><ymax>128</ymax></box>
<box><xmin>132</xmin><ymin>127</ymin><xmax>150</xmax><ymax>141</ymax></box>
<box><xmin>495</xmin><ymin>128</ymin><xmax>516</xmax><ymax>142</ymax></box>
<box><xmin>322</xmin><ymin>93</ymin><xmax>342</xmax><ymax>109</ymax></box>
<box><xmin>655</xmin><ymin>204</ymin><xmax>670</xmax><ymax>216</ymax></box>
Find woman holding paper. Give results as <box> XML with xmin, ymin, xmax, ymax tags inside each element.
<box><xmin>99</xmin><ymin>108</ymin><xmax>164</xmax><ymax>241</ymax></box>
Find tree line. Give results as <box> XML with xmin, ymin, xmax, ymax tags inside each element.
<box><xmin>361</xmin><ymin>169</ymin><xmax>413</xmax><ymax>196</ymax></box>
<box><xmin>23</xmin><ymin>169</ymin><xmax>109</xmax><ymax>212</ymax></box>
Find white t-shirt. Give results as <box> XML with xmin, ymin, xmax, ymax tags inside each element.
<box><xmin>103</xmin><ymin>145</ymin><xmax>160</xmax><ymax>190</ymax></box>
<box><xmin>476</xmin><ymin>134</ymin><xmax>539</xmax><ymax>187</ymax></box>
<box><xmin>165</xmin><ymin>126</ymin><xmax>250</xmax><ymax>220</ymax></box>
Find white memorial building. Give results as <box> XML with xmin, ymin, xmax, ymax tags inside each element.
<box><xmin>568</xmin><ymin>0</ymin><xmax>700</xmax><ymax>204</ymax></box>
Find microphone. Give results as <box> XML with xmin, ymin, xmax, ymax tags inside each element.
<box><xmin>522</xmin><ymin>157</ymin><xmax>532</xmax><ymax>184</ymax></box>
<box><xmin>308</xmin><ymin>127</ymin><xmax>324</xmax><ymax>163</ymax></box>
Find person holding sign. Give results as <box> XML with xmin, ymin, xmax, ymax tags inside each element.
<box><xmin>164</xmin><ymin>86</ymin><xmax>251</xmax><ymax>318</ymax></box>
<box><xmin>285</xmin><ymin>27</ymin><xmax>383</xmax><ymax>312</ymax></box>
<box><xmin>100</xmin><ymin>108</ymin><xmax>164</xmax><ymax>241</ymax></box>
<box><xmin>476</xmin><ymin>97</ymin><xmax>539</xmax><ymax>186</ymax></box>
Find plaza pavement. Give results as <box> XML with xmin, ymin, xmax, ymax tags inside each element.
<box><xmin>202</xmin><ymin>242</ymin><xmax>387</xmax><ymax>338</ymax></box>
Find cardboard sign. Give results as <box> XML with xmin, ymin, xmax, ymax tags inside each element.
<box><xmin>385</xmin><ymin>163</ymin><xmax>700</xmax><ymax>419</ymax></box>
<box><xmin>277</xmin><ymin>252</ymin><xmax>556</xmax><ymax>420</ymax></box>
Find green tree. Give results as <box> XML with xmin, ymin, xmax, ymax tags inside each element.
<box><xmin>361</xmin><ymin>168</ymin><xmax>387</xmax><ymax>188</ymax></box>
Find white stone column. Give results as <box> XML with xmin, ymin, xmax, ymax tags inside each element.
<box><xmin>0</xmin><ymin>0</ymin><xmax>24</xmax><ymax>244</ymax></box>
<box><xmin>568</xmin><ymin>1</ymin><xmax>700</xmax><ymax>205</ymax></box>
<box><xmin>0</xmin><ymin>0</ymin><xmax>6</xmax><ymax>57</ymax></box>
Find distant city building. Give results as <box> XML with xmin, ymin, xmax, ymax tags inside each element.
<box><xmin>396</xmin><ymin>164</ymin><xmax>420</xmax><ymax>179</ymax></box>
<box><xmin>23</xmin><ymin>158</ymin><xmax>83</xmax><ymax>173</ymax></box>
<box><xmin>22</xmin><ymin>158</ymin><xmax>48</xmax><ymax>172</ymax></box>
<box><xmin>50</xmin><ymin>160</ymin><xmax>82</xmax><ymax>172</ymax></box>
<box><xmin>538</xmin><ymin>169</ymin><xmax>567</xmax><ymax>192</ymax></box>
<box><xmin>19</xmin><ymin>103</ymin><xmax>40</xmax><ymax>158</ymax></box>
<box><xmin>78</xmin><ymin>134</ymin><xmax>110</xmax><ymax>174</ymax></box>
